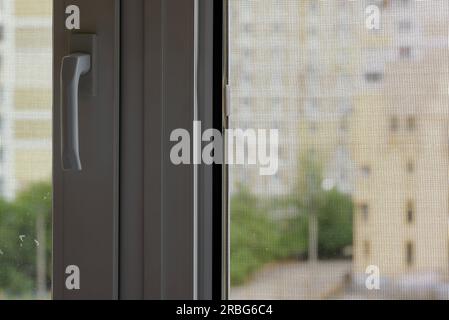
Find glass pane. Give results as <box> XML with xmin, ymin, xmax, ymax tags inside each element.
<box><xmin>0</xmin><ymin>0</ymin><xmax>52</xmax><ymax>299</ymax></box>
<box><xmin>229</xmin><ymin>0</ymin><xmax>449</xmax><ymax>300</ymax></box>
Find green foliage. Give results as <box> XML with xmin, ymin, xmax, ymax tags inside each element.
<box><xmin>293</xmin><ymin>152</ymin><xmax>325</xmax><ymax>211</ymax></box>
<box><xmin>290</xmin><ymin>151</ymin><xmax>353</xmax><ymax>259</ymax></box>
<box><xmin>0</xmin><ymin>182</ymin><xmax>52</xmax><ymax>297</ymax></box>
<box><xmin>231</xmin><ymin>152</ymin><xmax>353</xmax><ymax>285</ymax></box>
<box><xmin>317</xmin><ymin>189</ymin><xmax>353</xmax><ymax>258</ymax></box>
<box><xmin>283</xmin><ymin>189</ymin><xmax>353</xmax><ymax>260</ymax></box>
<box><xmin>276</xmin><ymin>214</ymin><xmax>308</xmax><ymax>259</ymax></box>
<box><xmin>230</xmin><ymin>187</ymin><xmax>281</xmax><ymax>286</ymax></box>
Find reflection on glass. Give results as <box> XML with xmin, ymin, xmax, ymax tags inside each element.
<box><xmin>229</xmin><ymin>0</ymin><xmax>449</xmax><ymax>300</ymax></box>
<box><xmin>0</xmin><ymin>0</ymin><xmax>52</xmax><ymax>299</ymax></box>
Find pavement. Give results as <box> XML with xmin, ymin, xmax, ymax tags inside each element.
<box><xmin>230</xmin><ymin>260</ymin><xmax>351</xmax><ymax>300</ymax></box>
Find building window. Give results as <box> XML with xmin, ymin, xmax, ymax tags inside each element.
<box><xmin>241</xmin><ymin>72</ymin><xmax>252</xmax><ymax>86</ymax></box>
<box><xmin>365</xmin><ymin>72</ymin><xmax>383</xmax><ymax>83</ymax></box>
<box><xmin>307</xmin><ymin>25</ymin><xmax>318</xmax><ymax>37</ymax></box>
<box><xmin>364</xmin><ymin>240</ymin><xmax>371</xmax><ymax>258</ymax></box>
<box><xmin>360</xmin><ymin>203</ymin><xmax>369</xmax><ymax>222</ymax></box>
<box><xmin>361</xmin><ymin>165</ymin><xmax>371</xmax><ymax>177</ymax></box>
<box><xmin>406</xmin><ymin>116</ymin><xmax>416</xmax><ymax>131</ymax></box>
<box><xmin>309</xmin><ymin>121</ymin><xmax>318</xmax><ymax>133</ymax></box>
<box><xmin>397</xmin><ymin>20</ymin><xmax>412</xmax><ymax>33</ymax></box>
<box><xmin>309</xmin><ymin>0</ymin><xmax>319</xmax><ymax>13</ymax></box>
<box><xmin>406</xmin><ymin>200</ymin><xmax>414</xmax><ymax>224</ymax></box>
<box><xmin>339</xmin><ymin>119</ymin><xmax>349</xmax><ymax>133</ymax></box>
<box><xmin>242</xmin><ymin>48</ymin><xmax>251</xmax><ymax>59</ymax></box>
<box><xmin>380</xmin><ymin>0</ymin><xmax>390</xmax><ymax>9</ymax></box>
<box><xmin>242</xmin><ymin>23</ymin><xmax>252</xmax><ymax>34</ymax></box>
<box><xmin>305</xmin><ymin>98</ymin><xmax>320</xmax><ymax>120</ymax></box>
<box><xmin>399</xmin><ymin>46</ymin><xmax>412</xmax><ymax>59</ymax></box>
<box><xmin>406</xmin><ymin>160</ymin><xmax>414</xmax><ymax>174</ymax></box>
<box><xmin>272</xmin><ymin>22</ymin><xmax>282</xmax><ymax>33</ymax></box>
<box><xmin>390</xmin><ymin>116</ymin><xmax>399</xmax><ymax>132</ymax></box>
<box><xmin>406</xmin><ymin>241</ymin><xmax>414</xmax><ymax>267</ymax></box>
<box><xmin>338</xmin><ymin>97</ymin><xmax>352</xmax><ymax>115</ymax></box>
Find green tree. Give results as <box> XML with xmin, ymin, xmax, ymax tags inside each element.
<box><xmin>230</xmin><ymin>151</ymin><xmax>353</xmax><ymax>286</ymax></box>
<box><xmin>0</xmin><ymin>182</ymin><xmax>51</xmax><ymax>297</ymax></box>
<box><xmin>230</xmin><ymin>186</ymin><xmax>280</xmax><ymax>285</ymax></box>
<box><xmin>316</xmin><ymin>189</ymin><xmax>353</xmax><ymax>258</ymax></box>
<box><xmin>284</xmin><ymin>152</ymin><xmax>353</xmax><ymax>260</ymax></box>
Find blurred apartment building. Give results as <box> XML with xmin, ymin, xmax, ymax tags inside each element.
<box><xmin>230</xmin><ymin>0</ymin><xmax>449</xmax><ymax>284</ymax></box>
<box><xmin>0</xmin><ymin>0</ymin><xmax>52</xmax><ymax>200</ymax></box>
<box><xmin>352</xmin><ymin>0</ymin><xmax>449</xmax><ymax>282</ymax></box>
<box><xmin>229</xmin><ymin>0</ymin><xmax>356</xmax><ymax>198</ymax></box>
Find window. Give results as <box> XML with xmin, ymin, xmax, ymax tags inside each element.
<box><xmin>406</xmin><ymin>242</ymin><xmax>414</xmax><ymax>267</ymax></box>
<box><xmin>390</xmin><ymin>116</ymin><xmax>399</xmax><ymax>132</ymax></box>
<box><xmin>272</xmin><ymin>23</ymin><xmax>281</xmax><ymax>33</ymax></box>
<box><xmin>365</xmin><ymin>72</ymin><xmax>383</xmax><ymax>83</ymax></box>
<box><xmin>305</xmin><ymin>98</ymin><xmax>320</xmax><ymax>119</ymax></box>
<box><xmin>241</xmin><ymin>48</ymin><xmax>251</xmax><ymax>59</ymax></box>
<box><xmin>307</xmin><ymin>25</ymin><xmax>318</xmax><ymax>37</ymax></box>
<box><xmin>309</xmin><ymin>121</ymin><xmax>318</xmax><ymax>133</ymax></box>
<box><xmin>0</xmin><ymin>0</ymin><xmax>124</xmax><ymax>300</ymax></box>
<box><xmin>397</xmin><ymin>20</ymin><xmax>412</xmax><ymax>33</ymax></box>
<box><xmin>360</xmin><ymin>203</ymin><xmax>369</xmax><ymax>222</ymax></box>
<box><xmin>339</xmin><ymin>119</ymin><xmax>348</xmax><ymax>133</ymax></box>
<box><xmin>228</xmin><ymin>0</ymin><xmax>449</xmax><ymax>301</ymax></box>
<box><xmin>242</xmin><ymin>23</ymin><xmax>252</xmax><ymax>34</ymax></box>
<box><xmin>361</xmin><ymin>165</ymin><xmax>371</xmax><ymax>177</ymax></box>
<box><xmin>399</xmin><ymin>46</ymin><xmax>412</xmax><ymax>59</ymax></box>
<box><xmin>309</xmin><ymin>0</ymin><xmax>319</xmax><ymax>13</ymax></box>
<box><xmin>407</xmin><ymin>116</ymin><xmax>416</xmax><ymax>131</ymax></box>
<box><xmin>364</xmin><ymin>241</ymin><xmax>371</xmax><ymax>258</ymax></box>
<box><xmin>241</xmin><ymin>72</ymin><xmax>252</xmax><ymax>86</ymax></box>
<box><xmin>407</xmin><ymin>160</ymin><xmax>415</xmax><ymax>174</ymax></box>
<box><xmin>406</xmin><ymin>200</ymin><xmax>415</xmax><ymax>224</ymax></box>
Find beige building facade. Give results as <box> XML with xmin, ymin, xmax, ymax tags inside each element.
<box><xmin>352</xmin><ymin>0</ymin><xmax>449</xmax><ymax>279</ymax></box>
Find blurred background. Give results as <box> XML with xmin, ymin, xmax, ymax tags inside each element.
<box><xmin>0</xmin><ymin>0</ymin><xmax>52</xmax><ymax>299</ymax></box>
<box><xmin>229</xmin><ymin>0</ymin><xmax>449</xmax><ymax>300</ymax></box>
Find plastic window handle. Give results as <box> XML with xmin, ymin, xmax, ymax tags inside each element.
<box><xmin>60</xmin><ymin>53</ymin><xmax>91</xmax><ymax>171</ymax></box>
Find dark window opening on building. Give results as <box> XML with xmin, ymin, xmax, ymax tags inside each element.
<box><xmin>390</xmin><ymin>116</ymin><xmax>399</xmax><ymax>132</ymax></box>
<box><xmin>407</xmin><ymin>201</ymin><xmax>415</xmax><ymax>224</ymax></box>
<box><xmin>406</xmin><ymin>116</ymin><xmax>416</xmax><ymax>131</ymax></box>
<box><xmin>360</xmin><ymin>203</ymin><xmax>369</xmax><ymax>222</ymax></box>
<box><xmin>407</xmin><ymin>160</ymin><xmax>414</xmax><ymax>174</ymax></box>
<box><xmin>365</xmin><ymin>72</ymin><xmax>383</xmax><ymax>83</ymax></box>
<box><xmin>406</xmin><ymin>241</ymin><xmax>414</xmax><ymax>267</ymax></box>
<box><xmin>364</xmin><ymin>241</ymin><xmax>371</xmax><ymax>258</ymax></box>
<box><xmin>400</xmin><ymin>46</ymin><xmax>412</xmax><ymax>59</ymax></box>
